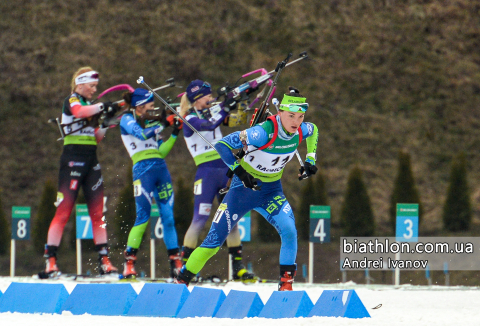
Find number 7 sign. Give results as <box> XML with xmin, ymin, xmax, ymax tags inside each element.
<box><xmin>75</xmin><ymin>204</ymin><xmax>93</xmax><ymax>239</ymax></box>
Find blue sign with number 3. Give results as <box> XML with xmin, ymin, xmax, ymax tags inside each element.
<box><xmin>396</xmin><ymin>203</ymin><xmax>419</xmax><ymax>242</ymax></box>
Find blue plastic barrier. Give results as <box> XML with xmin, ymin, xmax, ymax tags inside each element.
<box><xmin>127</xmin><ymin>283</ymin><xmax>189</xmax><ymax>317</ymax></box>
<box><xmin>215</xmin><ymin>289</ymin><xmax>264</xmax><ymax>319</ymax></box>
<box><xmin>0</xmin><ymin>283</ymin><xmax>69</xmax><ymax>314</ymax></box>
<box><xmin>258</xmin><ymin>291</ymin><xmax>313</xmax><ymax>318</ymax></box>
<box><xmin>61</xmin><ymin>283</ymin><xmax>137</xmax><ymax>316</ymax></box>
<box><xmin>176</xmin><ymin>286</ymin><xmax>226</xmax><ymax>318</ymax></box>
<box><xmin>308</xmin><ymin>289</ymin><xmax>370</xmax><ymax>318</ymax></box>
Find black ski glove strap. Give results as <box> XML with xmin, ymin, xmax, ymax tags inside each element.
<box><xmin>172</xmin><ymin>120</ymin><xmax>182</xmax><ymax>136</ymax></box>
<box><xmin>223</xmin><ymin>98</ymin><xmax>238</xmax><ymax>112</ymax></box>
<box><xmin>102</xmin><ymin>102</ymin><xmax>119</xmax><ymax>119</ymax></box>
<box><xmin>299</xmin><ymin>162</ymin><xmax>318</xmax><ymax>179</ymax></box>
<box><xmin>233</xmin><ymin>166</ymin><xmax>261</xmax><ymax>190</ymax></box>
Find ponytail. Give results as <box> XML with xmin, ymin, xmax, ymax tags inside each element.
<box><xmin>122</xmin><ymin>91</ymin><xmax>134</xmax><ymax>111</ymax></box>
<box><xmin>179</xmin><ymin>93</ymin><xmax>192</xmax><ymax>117</ymax></box>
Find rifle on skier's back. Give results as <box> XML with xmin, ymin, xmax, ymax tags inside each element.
<box><xmin>219</xmin><ymin>52</ymin><xmax>309</xmax><ymax>194</ymax></box>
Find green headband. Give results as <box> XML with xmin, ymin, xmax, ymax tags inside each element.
<box><xmin>279</xmin><ymin>94</ymin><xmax>309</xmax><ymax>113</ymax></box>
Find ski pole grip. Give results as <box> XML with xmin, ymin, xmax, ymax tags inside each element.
<box><xmin>298</xmin><ymin>173</ymin><xmax>309</xmax><ymax>181</ymax></box>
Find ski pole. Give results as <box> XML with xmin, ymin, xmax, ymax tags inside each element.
<box><xmin>137</xmin><ymin>76</ymin><xmax>219</xmax><ymax>152</ymax></box>
<box><xmin>95</xmin><ymin>78</ymin><xmax>178</xmax><ymax>103</ymax></box>
<box><xmin>266</xmin><ymin>51</ymin><xmax>309</xmax><ymax>75</ymax></box>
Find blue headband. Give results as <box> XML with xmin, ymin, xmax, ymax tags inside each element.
<box><xmin>186</xmin><ymin>79</ymin><xmax>212</xmax><ymax>103</ymax></box>
<box><xmin>131</xmin><ymin>88</ymin><xmax>154</xmax><ymax>107</ymax></box>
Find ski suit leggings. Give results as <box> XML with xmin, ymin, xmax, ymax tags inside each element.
<box><xmin>200</xmin><ymin>176</ymin><xmax>297</xmax><ymax>265</ymax></box>
<box><xmin>129</xmin><ymin>159</ymin><xmax>178</xmax><ymax>250</ymax></box>
<box><xmin>183</xmin><ymin>162</ymin><xmax>241</xmax><ymax>248</ymax></box>
<box><xmin>47</xmin><ymin>146</ymin><xmax>107</xmax><ymax>246</ymax></box>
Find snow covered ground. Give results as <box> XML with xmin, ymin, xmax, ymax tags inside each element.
<box><xmin>1</xmin><ymin>277</ymin><xmax>479</xmax><ymax>326</ymax></box>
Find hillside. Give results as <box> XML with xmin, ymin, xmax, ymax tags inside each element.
<box><xmin>2</xmin><ymin>0</ymin><xmax>480</xmax><ymax>276</ymax></box>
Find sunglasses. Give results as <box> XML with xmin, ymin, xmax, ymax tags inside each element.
<box><xmin>280</xmin><ymin>103</ymin><xmax>309</xmax><ymax>112</ymax></box>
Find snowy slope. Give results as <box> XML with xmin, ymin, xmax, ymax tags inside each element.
<box><xmin>0</xmin><ymin>277</ymin><xmax>478</xmax><ymax>326</ymax></box>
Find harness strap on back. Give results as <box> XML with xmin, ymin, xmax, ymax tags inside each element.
<box><xmin>258</xmin><ymin>115</ymin><xmax>303</xmax><ymax>150</ymax></box>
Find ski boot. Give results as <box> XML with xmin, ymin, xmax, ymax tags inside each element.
<box><xmin>174</xmin><ymin>266</ymin><xmax>196</xmax><ymax>286</ymax></box>
<box><xmin>96</xmin><ymin>244</ymin><xmax>118</xmax><ymax>275</ymax></box>
<box><xmin>230</xmin><ymin>245</ymin><xmax>257</xmax><ymax>283</ymax></box>
<box><xmin>38</xmin><ymin>245</ymin><xmax>61</xmax><ymax>279</ymax></box>
<box><xmin>278</xmin><ymin>265</ymin><xmax>296</xmax><ymax>291</ymax></box>
<box><xmin>181</xmin><ymin>246</ymin><xmax>195</xmax><ymax>264</ymax></box>
<box><xmin>123</xmin><ymin>248</ymin><xmax>138</xmax><ymax>279</ymax></box>
<box><xmin>168</xmin><ymin>248</ymin><xmax>183</xmax><ymax>278</ymax></box>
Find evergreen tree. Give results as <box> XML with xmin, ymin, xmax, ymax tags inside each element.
<box><xmin>389</xmin><ymin>150</ymin><xmax>423</xmax><ymax>233</ymax></box>
<box><xmin>173</xmin><ymin>177</ymin><xmax>194</xmax><ymax>244</ymax></box>
<box><xmin>443</xmin><ymin>152</ymin><xmax>472</xmax><ymax>232</ymax></box>
<box><xmin>0</xmin><ymin>189</ymin><xmax>9</xmax><ymax>255</ymax></box>
<box><xmin>297</xmin><ymin>172</ymin><xmax>329</xmax><ymax>240</ymax></box>
<box><xmin>33</xmin><ymin>180</ymin><xmax>57</xmax><ymax>254</ymax></box>
<box><xmin>341</xmin><ymin>166</ymin><xmax>375</xmax><ymax>237</ymax></box>
<box><xmin>115</xmin><ymin>167</ymin><xmax>136</xmax><ymax>248</ymax></box>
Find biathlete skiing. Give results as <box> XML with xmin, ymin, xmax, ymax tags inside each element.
<box><xmin>40</xmin><ymin>67</ymin><xmax>120</xmax><ymax>278</ymax></box>
<box><xmin>175</xmin><ymin>87</ymin><xmax>319</xmax><ymax>290</ymax></box>
<box><xmin>119</xmin><ymin>88</ymin><xmax>184</xmax><ymax>279</ymax></box>
<box><xmin>178</xmin><ymin>80</ymin><xmax>256</xmax><ymax>281</ymax></box>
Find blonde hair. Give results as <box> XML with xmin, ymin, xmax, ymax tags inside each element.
<box><xmin>71</xmin><ymin>66</ymin><xmax>94</xmax><ymax>92</ymax></box>
<box><xmin>179</xmin><ymin>93</ymin><xmax>193</xmax><ymax>117</ymax></box>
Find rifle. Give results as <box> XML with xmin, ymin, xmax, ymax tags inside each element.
<box><xmin>49</xmin><ymin>79</ymin><xmax>177</xmax><ymax>140</ymax></box>
<box><xmin>219</xmin><ymin>52</ymin><xmax>309</xmax><ymax>194</ymax></box>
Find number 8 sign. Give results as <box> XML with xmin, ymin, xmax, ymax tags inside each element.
<box><xmin>12</xmin><ymin>206</ymin><xmax>31</xmax><ymax>240</ymax></box>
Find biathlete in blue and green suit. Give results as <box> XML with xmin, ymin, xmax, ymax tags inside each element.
<box><xmin>175</xmin><ymin>88</ymin><xmax>319</xmax><ymax>290</ymax></box>
<box><xmin>119</xmin><ymin>88</ymin><xmax>183</xmax><ymax>279</ymax></box>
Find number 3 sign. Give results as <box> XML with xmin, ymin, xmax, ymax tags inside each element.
<box><xmin>396</xmin><ymin>203</ymin><xmax>419</xmax><ymax>242</ymax></box>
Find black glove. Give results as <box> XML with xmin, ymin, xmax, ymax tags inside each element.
<box><xmin>172</xmin><ymin>119</ymin><xmax>183</xmax><ymax>136</ymax></box>
<box><xmin>233</xmin><ymin>166</ymin><xmax>261</xmax><ymax>190</ymax></box>
<box><xmin>102</xmin><ymin>102</ymin><xmax>119</xmax><ymax>119</ymax></box>
<box><xmin>223</xmin><ymin>98</ymin><xmax>238</xmax><ymax>112</ymax></box>
<box><xmin>299</xmin><ymin>162</ymin><xmax>318</xmax><ymax>179</ymax></box>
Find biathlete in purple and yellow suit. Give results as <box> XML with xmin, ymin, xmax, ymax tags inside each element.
<box><xmin>178</xmin><ymin>79</ymin><xmax>255</xmax><ymax>281</ymax></box>
<box><xmin>41</xmin><ymin>67</ymin><xmax>119</xmax><ymax>278</ymax></box>
<box><xmin>119</xmin><ymin>88</ymin><xmax>183</xmax><ymax>279</ymax></box>
<box><xmin>176</xmin><ymin>88</ymin><xmax>319</xmax><ymax>291</ymax></box>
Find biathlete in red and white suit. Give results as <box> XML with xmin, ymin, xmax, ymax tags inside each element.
<box><xmin>41</xmin><ymin>67</ymin><xmax>119</xmax><ymax>278</ymax></box>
